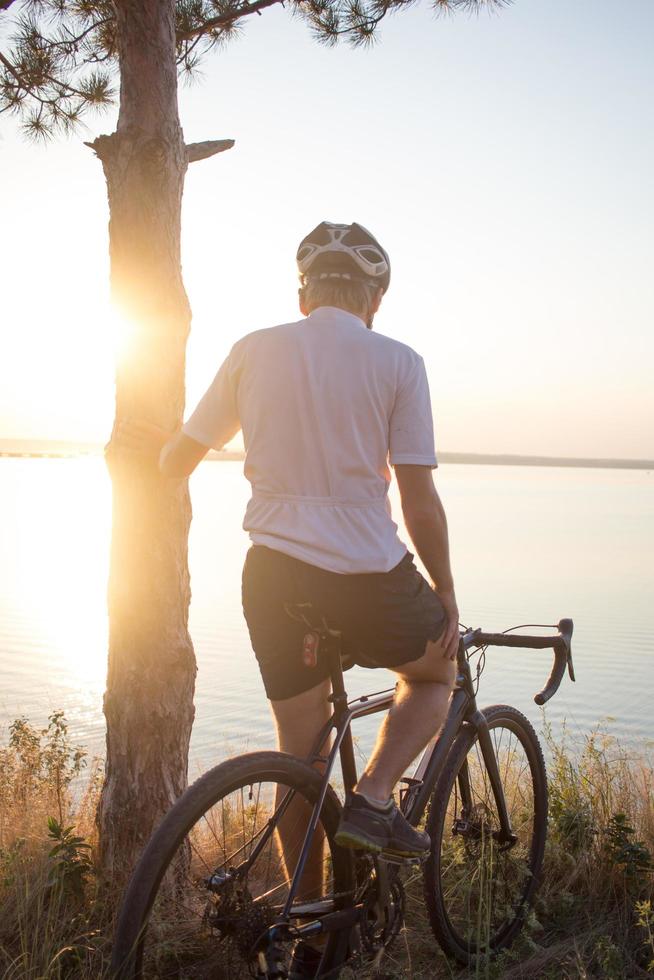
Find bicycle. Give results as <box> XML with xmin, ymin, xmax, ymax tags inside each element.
<box><xmin>111</xmin><ymin>612</ymin><xmax>575</xmax><ymax>979</ymax></box>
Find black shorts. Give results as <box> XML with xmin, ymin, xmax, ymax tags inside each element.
<box><xmin>242</xmin><ymin>545</ymin><xmax>446</xmax><ymax>701</ymax></box>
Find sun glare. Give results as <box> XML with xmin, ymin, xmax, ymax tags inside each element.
<box><xmin>103</xmin><ymin>304</ymin><xmax>137</xmax><ymax>365</ymax></box>
<box><xmin>1</xmin><ymin>459</ymin><xmax>111</xmax><ymax>694</ymax></box>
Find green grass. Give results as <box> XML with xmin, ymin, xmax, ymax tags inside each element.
<box><xmin>1</xmin><ymin>714</ymin><xmax>652</xmax><ymax>978</ymax></box>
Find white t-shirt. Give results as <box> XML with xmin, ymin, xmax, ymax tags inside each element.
<box><xmin>183</xmin><ymin>306</ymin><xmax>437</xmax><ymax>574</ymax></box>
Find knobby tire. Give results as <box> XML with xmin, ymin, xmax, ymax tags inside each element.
<box><xmin>111</xmin><ymin>751</ymin><xmax>355</xmax><ymax>980</ymax></box>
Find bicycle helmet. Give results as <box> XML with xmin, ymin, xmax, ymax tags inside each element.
<box><xmin>296</xmin><ymin>221</ymin><xmax>391</xmax><ymax>293</ymax></box>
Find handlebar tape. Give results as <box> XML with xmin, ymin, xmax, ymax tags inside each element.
<box><xmin>534</xmin><ymin>618</ymin><xmax>574</xmax><ymax>705</ymax></box>
<box><xmin>470</xmin><ymin>619</ymin><xmax>575</xmax><ymax>705</ymax></box>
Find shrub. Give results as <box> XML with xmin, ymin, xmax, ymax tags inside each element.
<box><xmin>0</xmin><ymin>712</ymin><xmax>106</xmax><ymax>978</ymax></box>
<box><xmin>0</xmin><ymin>713</ymin><xmax>652</xmax><ymax>978</ymax></box>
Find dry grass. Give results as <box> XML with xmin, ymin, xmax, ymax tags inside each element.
<box><xmin>1</xmin><ymin>714</ymin><xmax>653</xmax><ymax>979</ymax></box>
<box><xmin>362</xmin><ymin>722</ymin><xmax>654</xmax><ymax>979</ymax></box>
<box><xmin>0</xmin><ymin>713</ymin><xmax>109</xmax><ymax>978</ymax></box>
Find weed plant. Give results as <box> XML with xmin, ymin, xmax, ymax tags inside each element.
<box><xmin>0</xmin><ymin>713</ymin><xmax>107</xmax><ymax>978</ymax></box>
<box><xmin>0</xmin><ymin>714</ymin><xmax>652</xmax><ymax>978</ymax></box>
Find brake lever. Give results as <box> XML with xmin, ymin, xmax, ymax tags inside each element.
<box><xmin>533</xmin><ymin>618</ymin><xmax>575</xmax><ymax>705</ymax></box>
<box><xmin>558</xmin><ymin>618</ymin><xmax>576</xmax><ymax>683</ymax></box>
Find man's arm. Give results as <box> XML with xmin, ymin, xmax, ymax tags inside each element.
<box><xmin>159</xmin><ymin>430</ymin><xmax>209</xmax><ymax>478</ymax></box>
<box><xmin>107</xmin><ymin>420</ymin><xmax>209</xmax><ymax>478</ymax></box>
<box><xmin>395</xmin><ymin>464</ymin><xmax>459</xmax><ymax>660</ymax></box>
<box><xmin>107</xmin><ymin>347</ymin><xmax>241</xmax><ymax>475</ymax></box>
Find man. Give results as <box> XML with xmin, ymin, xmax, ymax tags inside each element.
<box><xmin>118</xmin><ymin>219</ymin><xmax>458</xmax><ymax>869</ymax></box>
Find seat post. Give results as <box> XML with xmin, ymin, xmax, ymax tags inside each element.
<box><xmin>325</xmin><ymin>630</ymin><xmax>358</xmax><ymax>793</ymax></box>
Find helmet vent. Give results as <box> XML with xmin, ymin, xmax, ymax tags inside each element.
<box><xmin>296</xmin><ymin>221</ymin><xmax>391</xmax><ymax>293</ymax></box>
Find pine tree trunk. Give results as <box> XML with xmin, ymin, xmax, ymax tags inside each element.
<box><xmin>92</xmin><ymin>0</ymin><xmax>196</xmax><ymax>879</ymax></box>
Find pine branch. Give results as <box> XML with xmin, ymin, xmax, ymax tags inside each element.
<box><xmin>46</xmin><ymin>17</ymin><xmax>113</xmax><ymax>55</ymax></box>
<box><xmin>0</xmin><ymin>49</ymin><xmax>24</xmax><ymax>88</ymax></box>
<box><xmin>176</xmin><ymin>0</ymin><xmax>286</xmax><ymax>42</ymax></box>
<box><xmin>177</xmin><ymin>24</ymin><xmax>215</xmax><ymax>76</ymax></box>
<box><xmin>0</xmin><ymin>4</ymin><xmax>116</xmax><ymax>136</ymax></box>
<box><xmin>433</xmin><ymin>0</ymin><xmax>510</xmax><ymax>12</ymax></box>
<box><xmin>0</xmin><ymin>0</ymin><xmax>510</xmax><ymax>138</ymax></box>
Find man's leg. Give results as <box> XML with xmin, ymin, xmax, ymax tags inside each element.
<box><xmin>270</xmin><ymin>677</ymin><xmax>332</xmax><ymax>900</ymax></box>
<box><xmin>356</xmin><ymin>634</ymin><xmax>456</xmax><ymax>803</ymax></box>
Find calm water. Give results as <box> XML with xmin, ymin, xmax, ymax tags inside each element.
<box><xmin>1</xmin><ymin>458</ymin><xmax>653</xmax><ymax>772</ymax></box>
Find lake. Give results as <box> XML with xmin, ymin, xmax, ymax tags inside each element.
<box><xmin>1</xmin><ymin>457</ymin><xmax>653</xmax><ymax>774</ymax></box>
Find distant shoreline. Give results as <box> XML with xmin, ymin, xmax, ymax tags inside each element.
<box><xmin>0</xmin><ymin>440</ymin><xmax>651</xmax><ymax>471</ymax></box>
<box><xmin>436</xmin><ymin>451</ymin><xmax>653</xmax><ymax>471</ymax></box>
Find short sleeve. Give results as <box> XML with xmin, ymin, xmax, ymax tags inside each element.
<box><xmin>182</xmin><ymin>349</ymin><xmax>241</xmax><ymax>450</ymax></box>
<box><xmin>389</xmin><ymin>356</ymin><xmax>437</xmax><ymax>467</ymax></box>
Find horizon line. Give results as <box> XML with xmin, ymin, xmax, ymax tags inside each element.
<box><xmin>0</xmin><ymin>439</ymin><xmax>652</xmax><ymax>471</ymax></box>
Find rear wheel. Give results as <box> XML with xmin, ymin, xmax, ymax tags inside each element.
<box><xmin>423</xmin><ymin>705</ymin><xmax>547</xmax><ymax>964</ymax></box>
<box><xmin>111</xmin><ymin>751</ymin><xmax>355</xmax><ymax>979</ymax></box>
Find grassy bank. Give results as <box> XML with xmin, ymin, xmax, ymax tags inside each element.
<box><xmin>1</xmin><ymin>714</ymin><xmax>653</xmax><ymax>979</ymax></box>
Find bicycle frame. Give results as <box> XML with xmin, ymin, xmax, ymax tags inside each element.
<box><xmin>280</xmin><ymin>627</ymin><xmax>516</xmax><ymax>920</ymax></box>
<box><xmin>110</xmin><ymin>616</ymin><xmax>572</xmax><ymax>979</ymax></box>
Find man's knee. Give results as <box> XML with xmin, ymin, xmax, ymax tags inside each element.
<box><xmin>394</xmin><ymin>638</ymin><xmax>457</xmax><ymax>687</ymax></box>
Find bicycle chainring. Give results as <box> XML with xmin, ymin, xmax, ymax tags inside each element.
<box><xmin>360</xmin><ymin>877</ymin><xmax>405</xmax><ymax>956</ymax></box>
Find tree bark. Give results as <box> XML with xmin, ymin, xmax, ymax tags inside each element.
<box><xmin>92</xmin><ymin>0</ymin><xmax>196</xmax><ymax>880</ymax></box>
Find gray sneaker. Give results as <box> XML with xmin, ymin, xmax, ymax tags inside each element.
<box><xmin>334</xmin><ymin>792</ymin><xmax>430</xmax><ymax>858</ymax></box>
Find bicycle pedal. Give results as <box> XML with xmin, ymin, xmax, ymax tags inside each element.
<box><xmin>379</xmin><ymin>850</ymin><xmax>428</xmax><ymax>867</ymax></box>
<box><xmin>257</xmin><ymin>949</ymin><xmax>288</xmax><ymax>979</ymax></box>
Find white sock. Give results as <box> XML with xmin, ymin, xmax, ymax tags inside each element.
<box><xmin>356</xmin><ymin>789</ymin><xmax>393</xmax><ymax>811</ymax></box>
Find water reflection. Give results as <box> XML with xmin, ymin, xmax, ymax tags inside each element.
<box><xmin>0</xmin><ymin>458</ymin><xmax>652</xmax><ymax>767</ymax></box>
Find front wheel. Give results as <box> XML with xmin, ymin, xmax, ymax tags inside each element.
<box><xmin>423</xmin><ymin>704</ymin><xmax>548</xmax><ymax>964</ymax></box>
<box><xmin>111</xmin><ymin>751</ymin><xmax>355</xmax><ymax>979</ymax></box>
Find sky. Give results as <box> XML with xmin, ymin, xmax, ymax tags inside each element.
<box><xmin>1</xmin><ymin>0</ymin><xmax>653</xmax><ymax>459</ymax></box>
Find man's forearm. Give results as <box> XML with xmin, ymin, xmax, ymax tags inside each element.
<box><xmin>159</xmin><ymin>430</ymin><xmax>210</xmax><ymax>478</ymax></box>
<box><xmin>158</xmin><ymin>432</ymin><xmax>183</xmax><ymax>477</ymax></box>
<box><xmin>403</xmin><ymin>497</ymin><xmax>455</xmax><ymax>595</ymax></box>
<box><xmin>395</xmin><ymin>466</ymin><xmax>459</xmax><ymax>656</ymax></box>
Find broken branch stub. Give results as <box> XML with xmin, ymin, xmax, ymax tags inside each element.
<box><xmin>186</xmin><ymin>139</ymin><xmax>235</xmax><ymax>163</ymax></box>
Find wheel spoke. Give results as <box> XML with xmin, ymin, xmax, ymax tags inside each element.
<box><xmin>427</xmin><ymin>712</ymin><xmax>546</xmax><ymax>962</ymax></box>
<box><xmin>112</xmin><ymin>755</ymin><xmax>352</xmax><ymax>979</ymax></box>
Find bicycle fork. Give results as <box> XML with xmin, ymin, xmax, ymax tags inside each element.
<box><xmin>458</xmin><ymin>710</ymin><xmax>517</xmax><ymax>848</ymax></box>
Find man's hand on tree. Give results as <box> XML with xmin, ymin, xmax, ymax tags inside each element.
<box><xmin>105</xmin><ymin>419</ymin><xmax>174</xmax><ymax>464</ymax></box>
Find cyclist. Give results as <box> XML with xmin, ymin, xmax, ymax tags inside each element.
<box><xmin>116</xmin><ymin>221</ymin><xmax>458</xmax><ymax>971</ymax></box>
